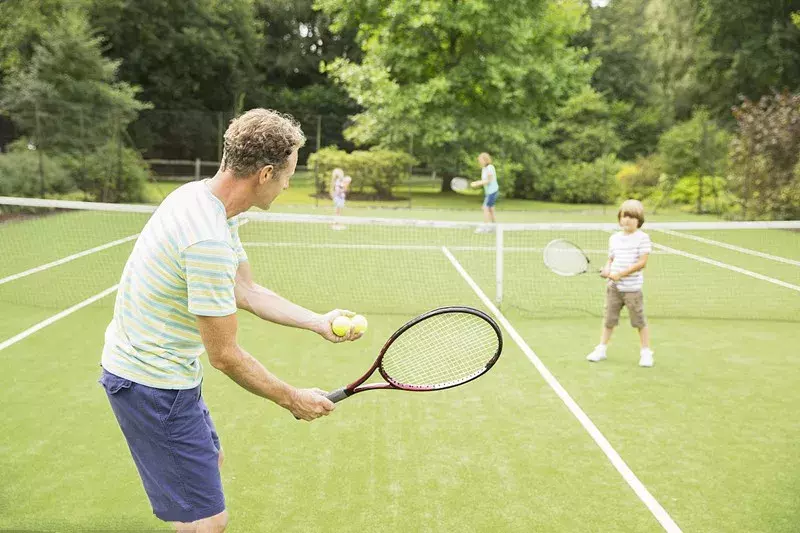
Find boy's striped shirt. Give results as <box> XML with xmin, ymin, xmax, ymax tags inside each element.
<box><xmin>608</xmin><ymin>230</ymin><xmax>651</xmax><ymax>292</ymax></box>
<box><xmin>101</xmin><ymin>181</ymin><xmax>248</xmax><ymax>389</ymax></box>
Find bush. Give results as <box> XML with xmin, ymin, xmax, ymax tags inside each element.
<box><xmin>64</xmin><ymin>142</ymin><xmax>149</xmax><ymax>202</ymax></box>
<box><xmin>648</xmin><ymin>175</ymin><xmax>737</xmax><ymax>215</ymax></box>
<box><xmin>551</xmin><ymin>154</ymin><xmax>622</xmax><ymax>204</ymax></box>
<box><xmin>308</xmin><ymin>146</ymin><xmax>416</xmax><ymax>199</ymax></box>
<box><xmin>616</xmin><ymin>154</ymin><xmax>664</xmax><ymax>199</ymax></box>
<box><xmin>0</xmin><ymin>141</ymin><xmax>75</xmax><ymax>197</ymax></box>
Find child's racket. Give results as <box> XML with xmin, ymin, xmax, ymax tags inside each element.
<box><xmin>450</xmin><ymin>177</ymin><xmax>470</xmax><ymax>191</ymax></box>
<box><xmin>326</xmin><ymin>306</ymin><xmax>502</xmax><ymax>404</ymax></box>
<box><xmin>543</xmin><ymin>239</ymin><xmax>603</xmax><ymax>277</ymax></box>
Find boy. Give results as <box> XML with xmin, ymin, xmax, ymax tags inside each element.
<box><xmin>586</xmin><ymin>199</ymin><xmax>654</xmax><ymax>367</ymax></box>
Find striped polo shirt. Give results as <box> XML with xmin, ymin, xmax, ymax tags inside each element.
<box><xmin>101</xmin><ymin>181</ymin><xmax>248</xmax><ymax>389</ymax></box>
<box><xmin>608</xmin><ymin>230</ymin><xmax>652</xmax><ymax>292</ymax></box>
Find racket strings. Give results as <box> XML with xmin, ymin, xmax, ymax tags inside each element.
<box><xmin>543</xmin><ymin>239</ymin><xmax>590</xmax><ymax>276</ymax></box>
<box><xmin>381</xmin><ymin>312</ymin><xmax>499</xmax><ymax>388</ymax></box>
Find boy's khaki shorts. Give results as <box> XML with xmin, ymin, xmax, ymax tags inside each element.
<box><xmin>604</xmin><ymin>286</ymin><xmax>647</xmax><ymax>328</ymax></box>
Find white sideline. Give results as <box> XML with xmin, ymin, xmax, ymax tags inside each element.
<box><xmin>441</xmin><ymin>246</ymin><xmax>683</xmax><ymax>533</ymax></box>
<box><xmin>0</xmin><ymin>285</ymin><xmax>118</xmax><ymax>352</ymax></box>
<box><xmin>0</xmin><ymin>235</ymin><xmax>139</xmax><ymax>286</ymax></box>
<box><xmin>652</xmin><ymin>242</ymin><xmax>800</xmax><ymax>292</ymax></box>
<box><xmin>654</xmin><ymin>228</ymin><xmax>800</xmax><ymax>267</ymax></box>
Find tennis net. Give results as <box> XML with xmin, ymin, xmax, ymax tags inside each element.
<box><xmin>2</xmin><ymin>196</ymin><xmax>798</xmax><ymax>322</ymax></box>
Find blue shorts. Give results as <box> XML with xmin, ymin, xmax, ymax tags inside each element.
<box><xmin>99</xmin><ymin>368</ymin><xmax>224</xmax><ymax>523</ymax></box>
<box><xmin>483</xmin><ymin>192</ymin><xmax>498</xmax><ymax>208</ymax></box>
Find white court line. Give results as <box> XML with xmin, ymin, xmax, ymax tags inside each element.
<box><xmin>652</xmin><ymin>242</ymin><xmax>800</xmax><ymax>292</ymax></box>
<box><xmin>655</xmin><ymin>228</ymin><xmax>800</xmax><ymax>267</ymax></box>
<box><xmin>0</xmin><ymin>285</ymin><xmax>118</xmax><ymax>352</ymax></box>
<box><xmin>441</xmin><ymin>246</ymin><xmax>683</xmax><ymax>533</ymax></box>
<box><xmin>0</xmin><ymin>235</ymin><xmax>138</xmax><ymax>286</ymax></box>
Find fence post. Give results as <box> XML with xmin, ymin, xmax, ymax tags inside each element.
<box><xmin>408</xmin><ymin>133</ymin><xmax>414</xmax><ymax>209</ymax></box>
<box><xmin>117</xmin><ymin>114</ymin><xmax>124</xmax><ymax>198</ymax></box>
<box><xmin>315</xmin><ymin>114</ymin><xmax>321</xmax><ymax>209</ymax></box>
<box><xmin>195</xmin><ymin>158</ymin><xmax>201</xmax><ymax>181</ymax></box>
<box><xmin>698</xmin><ymin>119</ymin><xmax>707</xmax><ymax>214</ymax></box>
<box><xmin>35</xmin><ymin>101</ymin><xmax>45</xmax><ymax>198</ymax></box>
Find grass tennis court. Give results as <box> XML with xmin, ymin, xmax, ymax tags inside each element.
<box><xmin>1</xmin><ymin>200</ymin><xmax>799</xmax><ymax>532</ymax></box>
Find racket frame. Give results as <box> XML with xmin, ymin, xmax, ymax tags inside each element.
<box><xmin>328</xmin><ymin>306</ymin><xmax>502</xmax><ymax>402</ymax></box>
<box><xmin>543</xmin><ymin>238</ymin><xmax>601</xmax><ymax>277</ymax></box>
<box><xmin>450</xmin><ymin>177</ymin><xmax>469</xmax><ymax>191</ymax></box>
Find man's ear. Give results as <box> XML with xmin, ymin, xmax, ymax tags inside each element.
<box><xmin>258</xmin><ymin>165</ymin><xmax>274</xmax><ymax>185</ymax></box>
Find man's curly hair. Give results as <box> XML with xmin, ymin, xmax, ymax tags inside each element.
<box><xmin>222</xmin><ymin>109</ymin><xmax>306</xmax><ymax>178</ymax></box>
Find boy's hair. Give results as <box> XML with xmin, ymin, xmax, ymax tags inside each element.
<box><xmin>331</xmin><ymin>168</ymin><xmax>344</xmax><ymax>180</ymax></box>
<box><xmin>479</xmin><ymin>152</ymin><xmax>492</xmax><ymax>164</ymax></box>
<box><xmin>618</xmin><ymin>199</ymin><xmax>645</xmax><ymax>228</ymax></box>
<box><xmin>222</xmin><ymin>109</ymin><xmax>306</xmax><ymax>178</ymax></box>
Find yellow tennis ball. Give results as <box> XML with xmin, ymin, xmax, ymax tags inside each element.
<box><xmin>331</xmin><ymin>315</ymin><xmax>352</xmax><ymax>337</ymax></box>
<box><xmin>351</xmin><ymin>314</ymin><xmax>368</xmax><ymax>334</ymax></box>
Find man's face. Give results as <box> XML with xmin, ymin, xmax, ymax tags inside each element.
<box><xmin>254</xmin><ymin>149</ymin><xmax>298</xmax><ymax>210</ymax></box>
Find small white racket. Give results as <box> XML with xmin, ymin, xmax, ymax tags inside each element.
<box><xmin>450</xmin><ymin>177</ymin><xmax>469</xmax><ymax>191</ymax></box>
<box><xmin>543</xmin><ymin>239</ymin><xmax>603</xmax><ymax>276</ymax></box>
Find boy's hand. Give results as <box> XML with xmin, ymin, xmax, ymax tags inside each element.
<box><xmin>600</xmin><ymin>267</ymin><xmax>610</xmax><ymax>278</ymax></box>
<box><xmin>608</xmin><ymin>272</ymin><xmax>622</xmax><ymax>282</ymax></box>
<box><xmin>470</xmin><ymin>180</ymin><xmax>481</xmax><ymax>188</ymax></box>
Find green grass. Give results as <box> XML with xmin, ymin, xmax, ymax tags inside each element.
<box><xmin>1</xmin><ymin>201</ymin><xmax>799</xmax><ymax>532</ymax></box>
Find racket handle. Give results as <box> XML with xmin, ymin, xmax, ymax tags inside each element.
<box><xmin>326</xmin><ymin>387</ymin><xmax>352</xmax><ymax>403</ymax></box>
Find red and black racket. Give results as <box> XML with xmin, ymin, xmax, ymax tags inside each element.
<box><xmin>327</xmin><ymin>306</ymin><xmax>502</xmax><ymax>403</ymax></box>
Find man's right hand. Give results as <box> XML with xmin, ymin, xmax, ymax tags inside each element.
<box><xmin>289</xmin><ymin>388</ymin><xmax>335</xmax><ymax>421</ymax></box>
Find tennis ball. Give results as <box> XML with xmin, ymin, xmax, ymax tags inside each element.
<box><xmin>331</xmin><ymin>315</ymin><xmax>352</xmax><ymax>337</ymax></box>
<box><xmin>351</xmin><ymin>314</ymin><xmax>368</xmax><ymax>334</ymax></box>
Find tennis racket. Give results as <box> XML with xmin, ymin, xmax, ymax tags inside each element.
<box><xmin>450</xmin><ymin>177</ymin><xmax>469</xmax><ymax>191</ymax></box>
<box><xmin>543</xmin><ymin>238</ymin><xmax>603</xmax><ymax>277</ymax></box>
<box><xmin>326</xmin><ymin>306</ymin><xmax>502</xmax><ymax>404</ymax></box>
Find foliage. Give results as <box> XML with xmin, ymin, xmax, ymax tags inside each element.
<box><xmin>657</xmin><ymin>108</ymin><xmax>730</xmax><ymax>179</ymax></box>
<box><xmin>316</xmin><ymin>0</ymin><xmax>594</xmax><ymax>183</ymax></box>
<box><xmin>307</xmin><ymin>146</ymin><xmax>416</xmax><ymax>199</ymax></box>
<box><xmin>63</xmin><ymin>141</ymin><xmax>149</xmax><ymax>203</ymax></box>
<box><xmin>730</xmin><ymin>92</ymin><xmax>800</xmax><ymax>219</ymax></box>
<box><xmin>0</xmin><ymin>9</ymin><xmax>148</xmax><ymax>155</ymax></box>
<box><xmin>695</xmin><ymin>1</ymin><xmax>800</xmax><ymax>122</ymax></box>
<box><xmin>0</xmin><ymin>140</ymin><xmax>74</xmax><ymax>197</ymax></box>
<box><xmin>545</xmin><ymin>86</ymin><xmax>623</xmax><ymax>164</ymax></box>
<box><xmin>616</xmin><ymin>154</ymin><xmax>664</xmax><ymax>199</ymax></box>
<box><xmin>550</xmin><ymin>153</ymin><xmax>622</xmax><ymax>204</ymax></box>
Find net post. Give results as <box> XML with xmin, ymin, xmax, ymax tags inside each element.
<box><xmin>495</xmin><ymin>224</ymin><xmax>504</xmax><ymax>307</ymax></box>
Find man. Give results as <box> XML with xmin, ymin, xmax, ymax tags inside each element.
<box><xmin>98</xmin><ymin>109</ymin><xmax>361</xmax><ymax>532</ymax></box>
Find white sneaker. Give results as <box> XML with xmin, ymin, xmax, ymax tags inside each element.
<box><xmin>586</xmin><ymin>346</ymin><xmax>607</xmax><ymax>362</ymax></box>
<box><xmin>639</xmin><ymin>349</ymin><xmax>654</xmax><ymax>368</ymax></box>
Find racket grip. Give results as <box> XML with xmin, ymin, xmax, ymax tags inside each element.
<box><xmin>326</xmin><ymin>387</ymin><xmax>351</xmax><ymax>403</ymax></box>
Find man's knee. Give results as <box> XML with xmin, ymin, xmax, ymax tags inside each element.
<box><xmin>206</xmin><ymin>510</ymin><xmax>229</xmax><ymax>532</ymax></box>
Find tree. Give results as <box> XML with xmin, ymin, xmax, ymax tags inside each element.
<box><xmin>0</xmin><ymin>10</ymin><xmax>148</xmax><ymax>154</ymax></box>
<box><xmin>316</xmin><ymin>0</ymin><xmax>595</xmax><ymax>191</ymax></box>
<box><xmin>730</xmin><ymin>92</ymin><xmax>800</xmax><ymax>220</ymax></box>
<box><xmin>0</xmin><ymin>9</ymin><xmax>149</xmax><ymax>200</ymax></box>
<box><xmin>89</xmin><ymin>0</ymin><xmax>263</xmax><ymax>112</ymax></box>
<box><xmin>578</xmin><ymin>0</ymin><xmax>668</xmax><ymax>158</ymax></box>
<box><xmin>695</xmin><ymin>0</ymin><xmax>800</xmax><ymax>122</ymax></box>
<box><xmin>657</xmin><ymin>108</ymin><xmax>731</xmax><ymax>213</ymax></box>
